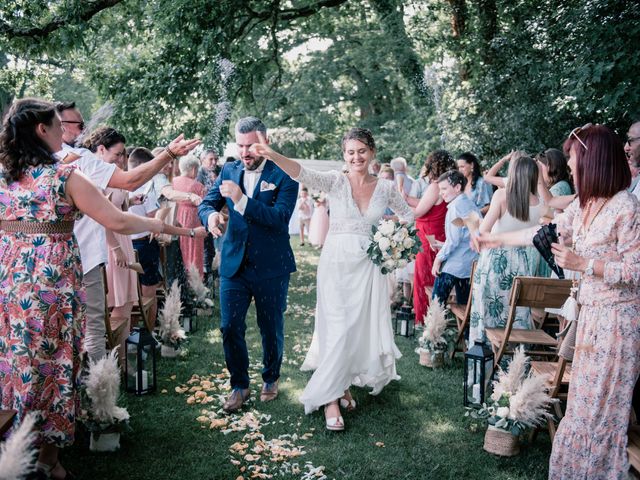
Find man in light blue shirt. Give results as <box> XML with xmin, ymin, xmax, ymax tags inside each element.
<box><xmin>432</xmin><ymin>170</ymin><xmax>480</xmax><ymax>305</ymax></box>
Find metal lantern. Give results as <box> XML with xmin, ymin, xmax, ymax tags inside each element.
<box><xmin>394</xmin><ymin>305</ymin><xmax>415</xmax><ymax>337</ymax></box>
<box><xmin>464</xmin><ymin>341</ymin><xmax>494</xmax><ymax>407</ymax></box>
<box><xmin>125</xmin><ymin>327</ymin><xmax>158</xmax><ymax>395</ymax></box>
<box><xmin>182</xmin><ymin>302</ymin><xmax>197</xmax><ymax>333</ymax></box>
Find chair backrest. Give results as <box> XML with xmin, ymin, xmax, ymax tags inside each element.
<box><xmin>511</xmin><ymin>277</ymin><xmax>573</xmax><ymax>310</ymax></box>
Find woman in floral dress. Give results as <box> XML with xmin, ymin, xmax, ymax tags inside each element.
<box><xmin>0</xmin><ymin>98</ymin><xmax>203</xmax><ymax>479</ymax></box>
<box><xmin>476</xmin><ymin>125</ymin><xmax>640</xmax><ymax>479</ymax></box>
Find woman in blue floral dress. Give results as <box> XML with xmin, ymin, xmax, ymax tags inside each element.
<box><xmin>0</xmin><ymin>98</ymin><xmax>202</xmax><ymax>479</ymax></box>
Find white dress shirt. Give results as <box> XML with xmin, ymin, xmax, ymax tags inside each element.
<box><xmin>56</xmin><ymin>144</ymin><xmax>116</xmax><ymax>273</ymax></box>
<box><xmin>234</xmin><ymin>160</ymin><xmax>266</xmax><ymax>215</ymax></box>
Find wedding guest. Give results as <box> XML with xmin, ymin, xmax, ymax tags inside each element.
<box><xmin>198</xmin><ymin>149</ymin><xmax>220</xmax><ymax>282</ymax></box>
<box><xmin>308</xmin><ymin>193</ymin><xmax>329</xmax><ymax>248</ymax></box>
<box><xmin>536</xmin><ymin>148</ymin><xmax>573</xmax><ymax>197</ymax></box>
<box><xmin>0</xmin><ymin>98</ymin><xmax>203</xmax><ymax>480</ymax></box>
<box><xmin>198</xmin><ymin>117</ymin><xmax>298</xmax><ymax>413</ymax></box>
<box><xmin>390</xmin><ymin>156</ymin><xmax>414</xmax><ymax>195</ymax></box>
<box><xmin>468</xmin><ymin>154</ymin><xmax>542</xmax><ymax>345</ymax></box>
<box><xmin>370</xmin><ymin>160</ymin><xmax>381</xmax><ymax>176</ymax></box>
<box><xmin>432</xmin><ymin>170</ymin><xmax>479</xmax><ymax>306</ymax></box>
<box><xmin>457</xmin><ymin>152</ymin><xmax>492</xmax><ymax>214</ymax></box>
<box><xmin>54</xmin><ymin>100</ymin><xmax>199</xmax><ymax>362</ymax></box>
<box><xmin>403</xmin><ymin>165</ymin><xmax>429</xmax><ymax>208</ymax></box>
<box><xmin>173</xmin><ymin>154</ymin><xmax>207</xmax><ymax>278</ymax></box>
<box><xmin>83</xmin><ymin>127</ymin><xmax>138</xmax><ymax>361</ymax></box>
<box><xmin>476</xmin><ymin>124</ymin><xmax>639</xmax><ymax>479</ymax></box>
<box><xmin>250</xmin><ymin>127</ymin><xmax>413</xmax><ymax>431</ymax></box>
<box><xmin>412</xmin><ymin>150</ymin><xmax>454</xmax><ymax>325</ymax></box>
<box><xmin>296</xmin><ymin>187</ymin><xmax>314</xmax><ymax>246</ymax></box>
<box><xmin>197</xmin><ymin>149</ymin><xmax>220</xmax><ymax>191</ymax></box>
<box><xmin>625</xmin><ymin>121</ymin><xmax>640</xmax><ymax>199</ymax></box>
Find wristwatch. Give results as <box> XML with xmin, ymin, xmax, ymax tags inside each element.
<box><xmin>189</xmin><ymin>228</ymin><xmax>195</xmax><ymax>238</ymax></box>
<box><xmin>585</xmin><ymin>258</ymin><xmax>595</xmax><ymax>276</ymax></box>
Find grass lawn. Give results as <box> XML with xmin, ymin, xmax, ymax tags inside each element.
<box><xmin>65</xmin><ymin>243</ymin><xmax>551</xmax><ymax>480</ymax></box>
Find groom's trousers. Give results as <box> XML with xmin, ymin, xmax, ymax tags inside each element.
<box><xmin>219</xmin><ymin>269</ymin><xmax>290</xmax><ymax>389</ymax></box>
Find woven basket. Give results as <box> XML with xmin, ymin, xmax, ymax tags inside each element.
<box><xmin>419</xmin><ymin>349</ymin><xmax>444</xmax><ymax>368</ymax></box>
<box><xmin>483</xmin><ymin>426</ymin><xmax>520</xmax><ymax>457</ymax></box>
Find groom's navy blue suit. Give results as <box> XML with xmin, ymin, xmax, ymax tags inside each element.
<box><xmin>198</xmin><ymin>159</ymin><xmax>297</xmax><ymax>389</ymax></box>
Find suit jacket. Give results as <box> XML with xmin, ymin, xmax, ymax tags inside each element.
<box><xmin>198</xmin><ymin>159</ymin><xmax>297</xmax><ymax>280</ymax></box>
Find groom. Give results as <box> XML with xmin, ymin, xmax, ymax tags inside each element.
<box><xmin>198</xmin><ymin>117</ymin><xmax>298</xmax><ymax>412</ymax></box>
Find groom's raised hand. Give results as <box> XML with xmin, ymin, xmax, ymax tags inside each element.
<box><xmin>207</xmin><ymin>212</ymin><xmax>226</xmax><ymax>238</ymax></box>
<box><xmin>220</xmin><ymin>179</ymin><xmax>243</xmax><ymax>204</ymax></box>
<box><xmin>250</xmin><ymin>130</ymin><xmax>275</xmax><ymax>160</ymax></box>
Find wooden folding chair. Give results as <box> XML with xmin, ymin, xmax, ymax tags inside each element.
<box><xmin>449</xmin><ymin>260</ymin><xmax>477</xmax><ymax>360</ymax></box>
<box><xmin>100</xmin><ymin>265</ymin><xmax>128</xmax><ymax>351</ymax></box>
<box><xmin>130</xmin><ymin>252</ymin><xmax>156</xmax><ymax>333</ymax></box>
<box><xmin>0</xmin><ymin>409</ymin><xmax>16</xmax><ymax>437</ymax></box>
<box><xmin>485</xmin><ymin>276</ymin><xmax>573</xmax><ymax>369</ymax></box>
<box><xmin>530</xmin><ymin>355</ymin><xmax>572</xmax><ymax>440</ymax></box>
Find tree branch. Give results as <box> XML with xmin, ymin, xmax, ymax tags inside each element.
<box><xmin>0</xmin><ymin>0</ymin><xmax>124</xmax><ymax>39</ymax></box>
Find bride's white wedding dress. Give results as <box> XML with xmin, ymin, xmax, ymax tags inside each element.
<box><xmin>295</xmin><ymin>167</ymin><xmax>414</xmax><ymax>414</ymax></box>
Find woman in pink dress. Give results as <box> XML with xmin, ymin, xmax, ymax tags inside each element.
<box><xmin>412</xmin><ymin>151</ymin><xmax>454</xmax><ymax>325</ymax></box>
<box><xmin>173</xmin><ymin>155</ymin><xmax>206</xmax><ymax>278</ymax></box>
<box><xmin>308</xmin><ymin>193</ymin><xmax>329</xmax><ymax>248</ymax></box>
<box><xmin>83</xmin><ymin>127</ymin><xmax>139</xmax><ymax>358</ymax></box>
<box><xmin>476</xmin><ymin>124</ymin><xmax>640</xmax><ymax>479</ymax></box>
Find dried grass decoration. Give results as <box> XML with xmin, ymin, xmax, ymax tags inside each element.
<box><xmin>0</xmin><ymin>413</ymin><xmax>37</xmax><ymax>478</ymax></box>
<box><xmin>416</xmin><ymin>301</ymin><xmax>453</xmax><ymax>368</ymax></box>
<box><xmin>83</xmin><ymin>348</ymin><xmax>131</xmax><ymax>452</ymax></box>
<box><xmin>466</xmin><ymin>347</ymin><xmax>554</xmax><ymax>456</ymax></box>
<box><xmin>187</xmin><ymin>264</ymin><xmax>214</xmax><ymax>314</ymax></box>
<box><xmin>159</xmin><ymin>280</ymin><xmax>186</xmax><ymax>357</ymax></box>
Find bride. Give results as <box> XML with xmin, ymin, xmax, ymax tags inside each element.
<box><xmin>250</xmin><ymin>128</ymin><xmax>413</xmax><ymax>431</ymax></box>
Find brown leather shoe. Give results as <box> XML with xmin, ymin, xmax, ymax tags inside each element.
<box><xmin>260</xmin><ymin>381</ymin><xmax>279</xmax><ymax>402</ymax></box>
<box><xmin>223</xmin><ymin>388</ymin><xmax>250</xmax><ymax>413</ymax></box>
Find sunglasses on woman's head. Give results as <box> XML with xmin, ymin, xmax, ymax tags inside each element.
<box><xmin>569</xmin><ymin>123</ymin><xmax>593</xmax><ymax>151</ymax></box>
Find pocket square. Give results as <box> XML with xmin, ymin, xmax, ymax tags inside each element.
<box><xmin>260</xmin><ymin>180</ymin><xmax>277</xmax><ymax>192</ymax></box>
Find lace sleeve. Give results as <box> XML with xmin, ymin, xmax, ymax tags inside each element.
<box><xmin>386</xmin><ymin>180</ymin><xmax>414</xmax><ymax>223</ymax></box>
<box><xmin>295</xmin><ymin>167</ymin><xmax>341</xmax><ymax>193</ymax></box>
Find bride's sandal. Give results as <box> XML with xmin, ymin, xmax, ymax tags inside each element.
<box><xmin>324</xmin><ymin>402</ymin><xmax>345</xmax><ymax>432</ymax></box>
<box><xmin>339</xmin><ymin>390</ymin><xmax>356</xmax><ymax>412</ymax></box>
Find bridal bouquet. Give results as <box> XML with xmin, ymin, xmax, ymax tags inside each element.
<box><xmin>367</xmin><ymin>219</ymin><xmax>421</xmax><ymax>274</ymax></box>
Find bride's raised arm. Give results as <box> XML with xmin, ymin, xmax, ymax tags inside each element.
<box><xmin>250</xmin><ymin>132</ymin><xmax>340</xmax><ymax>193</ymax></box>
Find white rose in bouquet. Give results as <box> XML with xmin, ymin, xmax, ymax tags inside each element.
<box><xmin>403</xmin><ymin>237</ymin><xmax>415</xmax><ymax>249</ymax></box>
<box><xmin>392</xmin><ymin>231</ymin><xmax>405</xmax><ymax>244</ymax></box>
<box><xmin>378</xmin><ymin>220</ymin><xmax>395</xmax><ymax>236</ymax></box>
<box><xmin>496</xmin><ymin>406</ymin><xmax>510</xmax><ymax>419</ymax></box>
<box><xmin>378</xmin><ymin>237</ymin><xmax>391</xmax><ymax>252</ymax></box>
<box><xmin>384</xmin><ymin>259</ymin><xmax>396</xmax><ymax>270</ymax></box>
<box><xmin>373</xmin><ymin>231</ymin><xmax>383</xmax><ymax>242</ymax></box>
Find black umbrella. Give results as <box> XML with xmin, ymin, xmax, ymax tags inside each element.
<box><xmin>533</xmin><ymin>223</ymin><xmax>565</xmax><ymax>279</ymax></box>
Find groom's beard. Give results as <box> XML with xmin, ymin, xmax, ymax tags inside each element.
<box><xmin>243</xmin><ymin>156</ymin><xmax>265</xmax><ymax>171</ymax></box>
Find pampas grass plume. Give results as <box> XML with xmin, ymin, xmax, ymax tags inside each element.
<box><xmin>507</xmin><ymin>374</ymin><xmax>553</xmax><ymax>427</ymax></box>
<box><xmin>423</xmin><ymin>300</ymin><xmax>447</xmax><ymax>346</ymax></box>
<box><xmin>187</xmin><ymin>264</ymin><xmax>213</xmax><ymax>307</ymax></box>
<box><xmin>86</xmin><ymin>348</ymin><xmax>130</xmax><ymax>424</ymax></box>
<box><xmin>0</xmin><ymin>413</ymin><xmax>37</xmax><ymax>480</ymax></box>
<box><xmin>159</xmin><ymin>280</ymin><xmax>184</xmax><ymax>344</ymax></box>
<box><xmin>491</xmin><ymin>345</ymin><xmax>528</xmax><ymax>402</ymax></box>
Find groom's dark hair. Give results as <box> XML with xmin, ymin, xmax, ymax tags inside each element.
<box><xmin>236</xmin><ymin>116</ymin><xmax>267</xmax><ymax>135</ymax></box>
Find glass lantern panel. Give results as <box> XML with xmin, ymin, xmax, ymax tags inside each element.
<box><xmin>126</xmin><ymin>342</ymin><xmax>138</xmax><ymax>391</ymax></box>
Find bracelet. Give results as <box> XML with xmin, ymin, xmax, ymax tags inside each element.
<box><xmin>110</xmin><ymin>246</ymin><xmax>122</xmax><ymax>251</ymax></box>
<box><xmin>189</xmin><ymin>228</ymin><xmax>195</xmax><ymax>238</ymax></box>
<box><xmin>164</xmin><ymin>146</ymin><xmax>178</xmax><ymax>161</ymax></box>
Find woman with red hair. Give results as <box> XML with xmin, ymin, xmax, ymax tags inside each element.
<box><xmin>476</xmin><ymin>124</ymin><xmax>640</xmax><ymax>479</ymax></box>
